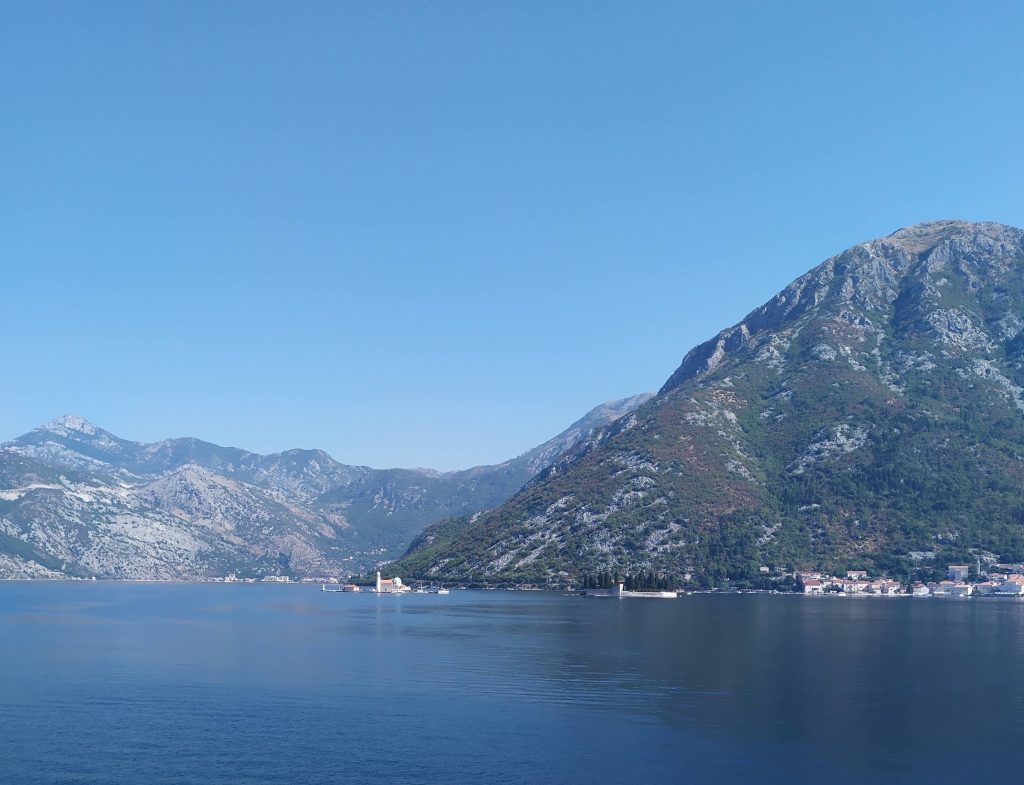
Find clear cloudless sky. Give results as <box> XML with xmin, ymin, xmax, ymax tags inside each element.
<box><xmin>2</xmin><ymin>1</ymin><xmax>1023</xmax><ymax>469</ymax></box>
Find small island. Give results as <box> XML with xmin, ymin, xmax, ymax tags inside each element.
<box><xmin>583</xmin><ymin>573</ymin><xmax>678</xmax><ymax>599</ymax></box>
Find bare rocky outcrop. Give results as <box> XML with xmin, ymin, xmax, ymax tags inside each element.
<box><xmin>0</xmin><ymin>395</ymin><xmax>652</xmax><ymax>579</ymax></box>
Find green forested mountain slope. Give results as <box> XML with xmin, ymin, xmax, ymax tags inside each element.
<box><xmin>397</xmin><ymin>221</ymin><xmax>1024</xmax><ymax>586</ymax></box>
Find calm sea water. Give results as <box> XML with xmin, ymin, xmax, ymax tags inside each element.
<box><xmin>1</xmin><ymin>584</ymin><xmax>1022</xmax><ymax>784</ymax></box>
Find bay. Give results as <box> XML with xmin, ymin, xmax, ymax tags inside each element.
<box><xmin>1</xmin><ymin>583</ymin><xmax>1022</xmax><ymax>784</ymax></box>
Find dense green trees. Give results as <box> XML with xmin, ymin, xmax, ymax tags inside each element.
<box><xmin>581</xmin><ymin>571</ymin><xmax>676</xmax><ymax>591</ymax></box>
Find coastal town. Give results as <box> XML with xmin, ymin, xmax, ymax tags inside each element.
<box><xmin>800</xmin><ymin>564</ymin><xmax>1024</xmax><ymax>597</ymax></box>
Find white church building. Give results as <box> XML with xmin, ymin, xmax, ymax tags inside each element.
<box><xmin>375</xmin><ymin>572</ymin><xmax>411</xmax><ymax>593</ymax></box>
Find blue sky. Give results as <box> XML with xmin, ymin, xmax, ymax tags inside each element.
<box><xmin>2</xmin><ymin>1</ymin><xmax>1023</xmax><ymax>469</ymax></box>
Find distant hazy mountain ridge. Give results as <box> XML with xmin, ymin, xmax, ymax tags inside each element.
<box><xmin>0</xmin><ymin>397</ymin><xmax>651</xmax><ymax>579</ymax></box>
<box><xmin>395</xmin><ymin>221</ymin><xmax>1024</xmax><ymax>586</ymax></box>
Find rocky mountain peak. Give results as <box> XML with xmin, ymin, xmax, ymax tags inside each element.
<box><xmin>40</xmin><ymin>415</ymin><xmax>100</xmax><ymax>436</ymax></box>
<box><xmin>883</xmin><ymin>220</ymin><xmax>1022</xmax><ymax>255</ymax></box>
<box><xmin>660</xmin><ymin>220</ymin><xmax>1024</xmax><ymax>394</ymax></box>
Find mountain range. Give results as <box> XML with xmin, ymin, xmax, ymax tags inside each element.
<box><xmin>0</xmin><ymin>395</ymin><xmax>651</xmax><ymax>579</ymax></box>
<box><xmin>11</xmin><ymin>220</ymin><xmax>1024</xmax><ymax>588</ymax></box>
<box><xmin>394</xmin><ymin>221</ymin><xmax>1024</xmax><ymax>587</ymax></box>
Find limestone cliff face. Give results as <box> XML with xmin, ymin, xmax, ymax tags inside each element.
<box><xmin>398</xmin><ymin>221</ymin><xmax>1024</xmax><ymax>586</ymax></box>
<box><xmin>0</xmin><ymin>397</ymin><xmax>650</xmax><ymax>579</ymax></box>
<box><xmin>663</xmin><ymin>221</ymin><xmax>1024</xmax><ymax>391</ymax></box>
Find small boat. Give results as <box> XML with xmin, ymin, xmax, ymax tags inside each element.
<box><xmin>435</xmin><ymin>588</ymin><xmax>450</xmax><ymax>595</ymax></box>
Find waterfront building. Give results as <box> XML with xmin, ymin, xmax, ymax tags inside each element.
<box><xmin>869</xmin><ymin>579</ymin><xmax>903</xmax><ymax>596</ymax></box>
<box><xmin>840</xmin><ymin>579</ymin><xmax>870</xmax><ymax>594</ymax></box>
<box><xmin>375</xmin><ymin>572</ymin><xmax>411</xmax><ymax>593</ymax></box>
<box><xmin>993</xmin><ymin>575</ymin><xmax>1024</xmax><ymax>596</ymax></box>
<box><xmin>801</xmin><ymin>578</ymin><xmax>825</xmax><ymax>595</ymax></box>
<box><xmin>948</xmin><ymin>565</ymin><xmax>970</xmax><ymax>582</ymax></box>
<box><xmin>931</xmin><ymin>581</ymin><xmax>972</xmax><ymax>597</ymax></box>
<box><xmin>974</xmin><ymin>581</ymin><xmax>1001</xmax><ymax>596</ymax></box>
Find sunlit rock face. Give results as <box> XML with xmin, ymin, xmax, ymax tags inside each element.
<box><xmin>0</xmin><ymin>397</ymin><xmax>651</xmax><ymax>579</ymax></box>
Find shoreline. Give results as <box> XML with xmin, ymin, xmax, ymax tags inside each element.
<box><xmin>2</xmin><ymin>579</ymin><xmax>1022</xmax><ymax>601</ymax></box>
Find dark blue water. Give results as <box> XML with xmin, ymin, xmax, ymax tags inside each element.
<box><xmin>1</xmin><ymin>584</ymin><xmax>1022</xmax><ymax>784</ymax></box>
